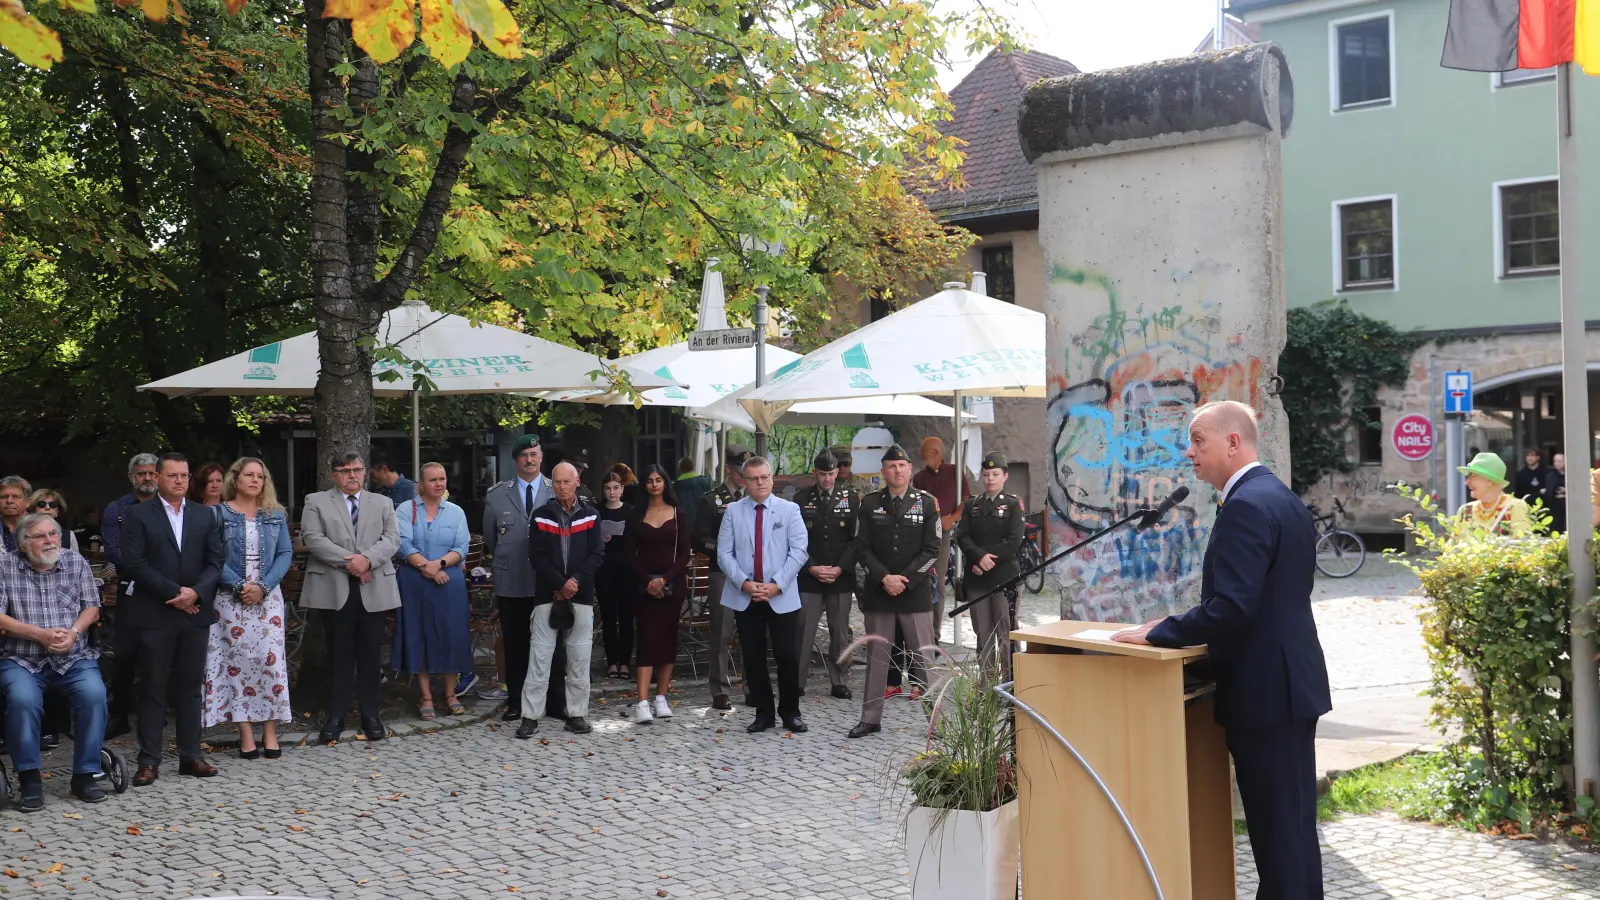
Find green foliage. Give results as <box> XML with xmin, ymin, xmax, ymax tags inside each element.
<box><xmin>1392</xmin><ymin>487</ymin><xmax>1583</xmax><ymax>827</ymax></box>
<box><xmin>1279</xmin><ymin>300</ymin><xmax>1422</xmax><ymax>493</ymax></box>
<box><xmin>897</xmin><ymin>654</ymin><xmax>1015</xmax><ymax>815</ymax></box>
<box><xmin>1316</xmin><ymin>753</ymin><xmax>1473</xmax><ymax>824</ymax></box>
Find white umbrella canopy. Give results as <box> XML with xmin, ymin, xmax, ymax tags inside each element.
<box><xmin>732</xmin><ymin>284</ymin><xmax>1046</xmax><ymax>432</ymax></box>
<box><xmin>536</xmin><ymin>341</ymin><xmax>803</xmax><ymax>408</ymax></box>
<box><xmin>697</xmin><ymin>388</ymin><xmax>969</xmax><ymax>432</ymax></box>
<box><xmin>139</xmin><ymin>299</ymin><xmax>676</xmax><ymax>398</ymax></box>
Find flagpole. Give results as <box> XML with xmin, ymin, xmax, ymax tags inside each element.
<box><xmin>1556</xmin><ymin>60</ymin><xmax>1600</xmax><ymax>801</ymax></box>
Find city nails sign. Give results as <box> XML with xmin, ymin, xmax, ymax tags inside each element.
<box><xmin>1391</xmin><ymin>413</ymin><xmax>1434</xmax><ymax>462</ymax></box>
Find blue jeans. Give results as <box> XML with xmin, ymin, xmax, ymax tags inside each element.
<box><xmin>0</xmin><ymin>658</ymin><xmax>107</xmax><ymax>775</ymax></box>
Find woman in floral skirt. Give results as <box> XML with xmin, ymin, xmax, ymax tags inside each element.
<box><xmin>203</xmin><ymin>457</ymin><xmax>295</xmax><ymax>758</ymax></box>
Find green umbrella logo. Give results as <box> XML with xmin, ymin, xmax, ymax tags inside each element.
<box><xmin>656</xmin><ymin>365</ymin><xmax>689</xmax><ymax>400</ymax></box>
<box><xmin>242</xmin><ymin>342</ymin><xmax>282</xmax><ymax>381</ymax></box>
<box><xmin>842</xmin><ymin>342</ymin><xmax>878</xmax><ymax>389</ymax></box>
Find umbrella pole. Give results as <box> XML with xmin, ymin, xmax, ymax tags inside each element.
<box><xmin>411</xmin><ymin>389</ymin><xmax>421</xmax><ymax>479</ymax></box>
<box><xmin>951</xmin><ymin>389</ymin><xmax>964</xmax><ymax>651</ymax></box>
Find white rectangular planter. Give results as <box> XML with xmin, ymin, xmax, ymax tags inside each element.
<box><xmin>905</xmin><ymin>799</ymin><xmax>1019</xmax><ymax>900</ymax></box>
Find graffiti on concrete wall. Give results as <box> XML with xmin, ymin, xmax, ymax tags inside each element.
<box><xmin>1046</xmin><ymin>263</ymin><xmax>1264</xmax><ymax>623</ymax></box>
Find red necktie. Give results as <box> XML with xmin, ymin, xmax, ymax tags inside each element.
<box><xmin>752</xmin><ymin>503</ymin><xmax>766</xmax><ymax>583</ymax></box>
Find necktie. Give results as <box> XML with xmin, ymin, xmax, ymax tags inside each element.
<box><xmin>752</xmin><ymin>503</ymin><xmax>766</xmax><ymax>583</ymax></box>
<box><xmin>525</xmin><ymin>482</ymin><xmax>535</xmax><ymax>517</ymax></box>
<box><xmin>349</xmin><ymin>495</ymin><xmax>360</xmax><ymax>530</ymax></box>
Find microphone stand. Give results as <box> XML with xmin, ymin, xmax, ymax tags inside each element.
<box><xmin>946</xmin><ymin>507</ymin><xmax>1154</xmax><ymax>619</ymax></box>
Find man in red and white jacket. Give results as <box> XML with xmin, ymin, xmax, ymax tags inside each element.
<box><xmin>519</xmin><ymin>462</ymin><xmax>605</xmax><ymax>738</ymax></box>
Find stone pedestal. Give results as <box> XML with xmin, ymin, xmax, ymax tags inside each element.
<box><xmin>1018</xmin><ymin>45</ymin><xmax>1295</xmax><ymax>622</ymax></box>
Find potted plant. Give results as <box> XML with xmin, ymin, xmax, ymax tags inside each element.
<box><xmin>898</xmin><ymin>654</ymin><xmax>1019</xmax><ymax>900</ymax></box>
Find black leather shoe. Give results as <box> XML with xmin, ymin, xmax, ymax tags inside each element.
<box><xmin>317</xmin><ymin>718</ymin><xmax>345</xmax><ymax>744</ymax></box>
<box><xmin>746</xmin><ymin>714</ymin><xmax>775</xmax><ymax>734</ymax></box>
<box><xmin>564</xmin><ymin>717</ymin><xmax>592</xmax><ymax>735</ymax></box>
<box><xmin>360</xmin><ymin>718</ymin><xmax>387</xmax><ymax>741</ymax></box>
<box><xmin>70</xmin><ymin>773</ymin><xmax>107</xmax><ymax>803</ymax></box>
<box><xmin>782</xmin><ymin>715</ymin><xmax>808</xmax><ymax>734</ymax></box>
<box><xmin>238</xmin><ymin>747</ymin><xmax>261</xmax><ymax>760</ymax></box>
<box><xmin>515</xmin><ymin>718</ymin><xmax>540</xmax><ymax>739</ymax></box>
<box><xmin>18</xmin><ymin>769</ymin><xmax>43</xmax><ymax>812</ymax></box>
<box><xmin>831</xmin><ymin>685</ymin><xmax>853</xmax><ymax>700</ymax></box>
<box><xmin>847</xmin><ymin>722</ymin><xmax>881</xmax><ymax>739</ymax></box>
<box><xmin>711</xmin><ymin>694</ymin><xmax>732</xmax><ymax>711</ymax></box>
<box><xmin>500</xmin><ymin>707</ymin><xmax>522</xmax><ymax>722</ymax></box>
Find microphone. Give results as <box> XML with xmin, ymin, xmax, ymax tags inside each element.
<box><xmin>1136</xmin><ymin>486</ymin><xmax>1190</xmax><ymax>531</ymax></box>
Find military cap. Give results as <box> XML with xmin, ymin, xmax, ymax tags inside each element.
<box><xmin>725</xmin><ymin>444</ymin><xmax>753</xmax><ymax>467</ymax></box>
<box><xmin>512</xmin><ymin>433</ymin><xmax>541</xmax><ymax>455</ymax></box>
<box><xmin>981</xmin><ymin>451</ymin><xmax>1008</xmax><ymax>471</ymax></box>
<box><xmin>829</xmin><ymin>445</ymin><xmax>854</xmax><ymax>465</ymax></box>
<box><xmin>881</xmin><ymin>443</ymin><xmax>911</xmax><ymax>463</ymax></box>
<box><xmin>812</xmin><ymin>449</ymin><xmax>839</xmax><ymax>471</ymax></box>
<box><xmin>570</xmin><ymin>447</ymin><xmax>590</xmax><ymax>470</ymax></box>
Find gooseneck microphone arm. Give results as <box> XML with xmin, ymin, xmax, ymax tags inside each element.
<box><xmin>946</xmin><ymin>486</ymin><xmax>1192</xmax><ymax>619</ymax></box>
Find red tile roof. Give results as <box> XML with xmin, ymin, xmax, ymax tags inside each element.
<box><xmin>920</xmin><ymin>48</ymin><xmax>1080</xmax><ymax>218</ymax></box>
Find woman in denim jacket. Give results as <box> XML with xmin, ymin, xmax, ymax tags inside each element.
<box><xmin>203</xmin><ymin>458</ymin><xmax>295</xmax><ymax>758</ymax></box>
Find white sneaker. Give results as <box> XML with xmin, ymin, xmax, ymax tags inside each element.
<box><xmin>634</xmin><ymin>700</ymin><xmax>653</xmax><ymax>725</ymax></box>
<box><xmin>653</xmin><ymin>695</ymin><xmax>674</xmax><ymax>718</ymax></box>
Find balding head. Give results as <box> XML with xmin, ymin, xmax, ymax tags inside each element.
<box><xmin>552</xmin><ymin>461</ymin><xmax>580</xmax><ymax>508</ymax></box>
<box><xmin>1186</xmin><ymin>400</ymin><xmax>1260</xmax><ymax>491</ymax></box>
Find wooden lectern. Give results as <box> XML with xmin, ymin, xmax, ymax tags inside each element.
<box><xmin>1009</xmin><ymin>620</ymin><xmax>1234</xmax><ymax>900</ymax></box>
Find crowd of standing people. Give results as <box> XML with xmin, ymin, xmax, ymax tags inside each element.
<box><xmin>0</xmin><ymin>427</ymin><xmax>1031</xmax><ymax>811</ymax></box>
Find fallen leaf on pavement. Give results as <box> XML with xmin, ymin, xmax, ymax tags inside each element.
<box><xmin>288</xmin><ymin>825</ymin><xmax>305</xmax><ymax>832</ymax></box>
<box><xmin>61</xmin><ymin>814</ymin><xmax>81</xmax><ymax>820</ymax></box>
<box><xmin>295</xmin><ymin>809</ymin><xmax>307</xmax><ymax>815</ymax></box>
<box><xmin>125</xmin><ymin>827</ymin><xmax>142</xmax><ymax>836</ymax></box>
<box><xmin>44</xmin><ymin>864</ymin><xmax>63</xmax><ymax>875</ymax></box>
<box><xmin>2</xmin><ymin>870</ymin><xmax>16</xmax><ymax>878</ymax></box>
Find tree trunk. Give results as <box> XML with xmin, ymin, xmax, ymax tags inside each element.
<box><xmin>307</xmin><ymin>3</ymin><xmax>372</xmax><ymax>484</ymax></box>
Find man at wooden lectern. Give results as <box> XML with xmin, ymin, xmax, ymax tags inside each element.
<box><xmin>1113</xmin><ymin>400</ymin><xmax>1331</xmax><ymax>900</ymax></box>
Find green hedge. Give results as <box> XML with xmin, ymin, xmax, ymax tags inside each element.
<box><xmin>1395</xmin><ymin>491</ymin><xmax>1590</xmax><ymax>827</ymax></box>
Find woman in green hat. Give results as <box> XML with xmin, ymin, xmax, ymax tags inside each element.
<box><xmin>1456</xmin><ymin>451</ymin><xmax>1533</xmax><ymax>536</ymax></box>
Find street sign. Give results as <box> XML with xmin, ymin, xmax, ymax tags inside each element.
<box><xmin>1391</xmin><ymin>413</ymin><xmax>1434</xmax><ymax>461</ymax></box>
<box><xmin>1444</xmin><ymin>370</ymin><xmax>1473</xmax><ymax>415</ymax></box>
<box><xmin>688</xmin><ymin>328</ymin><xmax>758</xmax><ymax>352</ymax></box>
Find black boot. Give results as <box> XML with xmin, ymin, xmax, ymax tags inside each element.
<box><xmin>70</xmin><ymin>773</ymin><xmax>107</xmax><ymax>803</ymax></box>
<box><xmin>18</xmin><ymin>769</ymin><xmax>43</xmax><ymax>812</ymax></box>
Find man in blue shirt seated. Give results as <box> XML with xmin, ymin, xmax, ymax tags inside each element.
<box><xmin>0</xmin><ymin>513</ymin><xmax>110</xmax><ymax>810</ymax></box>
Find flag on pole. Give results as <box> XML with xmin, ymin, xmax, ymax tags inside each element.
<box><xmin>1442</xmin><ymin>0</ymin><xmax>1600</xmax><ymax>72</ymax></box>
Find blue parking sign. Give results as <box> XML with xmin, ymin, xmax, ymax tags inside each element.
<box><xmin>1444</xmin><ymin>371</ymin><xmax>1473</xmax><ymax>414</ymax></box>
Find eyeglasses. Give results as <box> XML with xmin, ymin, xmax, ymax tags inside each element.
<box><xmin>32</xmin><ymin>500</ymin><xmax>59</xmax><ymax>509</ymax></box>
<box><xmin>333</xmin><ymin>467</ymin><xmax>367</xmax><ymax>475</ymax></box>
<box><xmin>25</xmin><ymin>531</ymin><xmax>58</xmax><ymax>542</ymax></box>
<box><xmin>745</xmin><ymin>474</ymin><xmax>773</xmax><ymax>483</ymax></box>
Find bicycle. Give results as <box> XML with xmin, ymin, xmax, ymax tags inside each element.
<box><xmin>1307</xmin><ymin>497</ymin><xmax>1366</xmax><ymax>578</ymax></box>
<box><xmin>1019</xmin><ymin>513</ymin><xmax>1046</xmax><ymax>594</ymax></box>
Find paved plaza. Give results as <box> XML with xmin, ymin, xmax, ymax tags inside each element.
<box><xmin>2</xmin><ymin>557</ymin><xmax>1599</xmax><ymax>898</ymax></box>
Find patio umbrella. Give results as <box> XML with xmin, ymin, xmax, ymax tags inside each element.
<box><xmin>139</xmin><ymin>299</ymin><xmax>678</xmax><ymax>476</ymax></box>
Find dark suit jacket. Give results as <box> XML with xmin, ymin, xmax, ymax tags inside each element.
<box><xmin>121</xmin><ymin>497</ymin><xmax>224</xmax><ymax>629</ymax></box>
<box><xmin>1148</xmin><ymin>466</ymin><xmax>1332</xmax><ymax>730</ymax></box>
<box><xmin>528</xmin><ymin>498</ymin><xmax>607</xmax><ymax>606</ymax></box>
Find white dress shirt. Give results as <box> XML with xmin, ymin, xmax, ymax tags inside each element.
<box><xmin>162</xmin><ymin>497</ymin><xmax>187</xmax><ymax>551</ymax></box>
<box><xmin>1221</xmin><ymin>461</ymin><xmax>1262</xmax><ymax>504</ymax></box>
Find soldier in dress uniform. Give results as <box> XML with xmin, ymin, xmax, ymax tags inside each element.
<box><xmin>692</xmin><ymin>444</ymin><xmax>753</xmax><ymax>710</ymax></box>
<box><xmin>793</xmin><ymin>450</ymin><xmax>858</xmax><ymax>700</ymax></box>
<box><xmin>847</xmin><ymin>443</ymin><xmax>940</xmax><ymax>738</ymax></box>
<box><xmin>954</xmin><ymin>451</ymin><xmax>1025</xmax><ymax>675</ymax></box>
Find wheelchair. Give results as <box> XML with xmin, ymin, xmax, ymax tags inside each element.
<box><xmin>0</xmin><ymin>675</ymin><xmax>131</xmax><ymax>809</ymax></box>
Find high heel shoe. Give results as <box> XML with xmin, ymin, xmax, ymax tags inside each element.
<box><xmin>263</xmin><ymin>747</ymin><xmax>281</xmax><ymax>759</ymax></box>
<box><xmin>238</xmin><ymin>747</ymin><xmax>261</xmax><ymax>760</ymax></box>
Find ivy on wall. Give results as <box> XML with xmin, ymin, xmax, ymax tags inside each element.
<box><xmin>1280</xmin><ymin>300</ymin><xmax>1422</xmax><ymax>493</ymax></box>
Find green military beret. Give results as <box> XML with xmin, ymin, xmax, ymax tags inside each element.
<box><xmin>881</xmin><ymin>443</ymin><xmax>911</xmax><ymax>463</ymax></box>
<box><xmin>512</xmin><ymin>433</ymin><xmax>541</xmax><ymax>455</ymax></box>
<box><xmin>981</xmin><ymin>451</ymin><xmax>1008</xmax><ymax>471</ymax></box>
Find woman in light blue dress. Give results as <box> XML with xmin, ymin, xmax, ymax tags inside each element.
<box><xmin>392</xmin><ymin>462</ymin><xmax>472</xmax><ymax>717</ymax></box>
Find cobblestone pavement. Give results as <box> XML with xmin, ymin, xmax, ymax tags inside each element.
<box><xmin>6</xmin><ymin>557</ymin><xmax>1598</xmax><ymax>898</ymax></box>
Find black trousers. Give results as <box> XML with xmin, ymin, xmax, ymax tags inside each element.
<box><xmin>596</xmin><ymin>565</ymin><xmax>635</xmax><ymax>668</ymax></box>
<box><xmin>734</xmin><ymin>603</ymin><xmax>801</xmax><ymax>719</ymax></box>
<box><xmin>134</xmin><ymin>622</ymin><xmax>207</xmax><ymax>767</ymax></box>
<box><xmin>108</xmin><ymin>583</ymin><xmax>140</xmax><ymax>722</ymax></box>
<box><xmin>498</xmin><ymin>595</ymin><xmax>567</xmax><ymax>718</ymax></box>
<box><xmin>1229</xmin><ymin>718</ymin><xmax>1324</xmax><ymax>900</ymax></box>
<box><xmin>324</xmin><ymin>584</ymin><xmax>387</xmax><ymax>723</ymax></box>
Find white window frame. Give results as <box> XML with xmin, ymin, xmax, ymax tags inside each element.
<box><xmin>1331</xmin><ymin>193</ymin><xmax>1399</xmax><ymax>294</ymax></box>
<box><xmin>1492</xmin><ymin>67</ymin><xmax>1557</xmax><ymax>90</ymax></box>
<box><xmin>1328</xmin><ymin>9</ymin><xmax>1396</xmax><ymax>113</ymax></box>
<box><xmin>1491</xmin><ymin>176</ymin><xmax>1560</xmax><ymax>280</ymax></box>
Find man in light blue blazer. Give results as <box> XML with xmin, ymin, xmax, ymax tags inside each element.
<box><xmin>718</xmin><ymin>456</ymin><xmax>810</xmax><ymax>734</ymax></box>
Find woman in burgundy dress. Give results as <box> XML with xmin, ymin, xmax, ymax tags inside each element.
<box><xmin>627</xmin><ymin>464</ymin><xmax>689</xmax><ymax>725</ymax></box>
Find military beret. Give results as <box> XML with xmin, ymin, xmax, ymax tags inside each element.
<box><xmin>512</xmin><ymin>433</ymin><xmax>541</xmax><ymax>455</ymax></box>
<box><xmin>725</xmin><ymin>444</ymin><xmax>753</xmax><ymax>467</ymax></box>
<box><xmin>881</xmin><ymin>443</ymin><xmax>911</xmax><ymax>463</ymax></box>
<box><xmin>812</xmin><ymin>450</ymin><xmax>838</xmax><ymax>471</ymax></box>
<box><xmin>981</xmin><ymin>451</ymin><xmax>1008</xmax><ymax>471</ymax></box>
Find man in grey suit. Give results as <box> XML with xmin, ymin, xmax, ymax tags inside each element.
<box><xmin>300</xmin><ymin>452</ymin><xmax>401</xmax><ymax>743</ymax></box>
<box><xmin>482</xmin><ymin>433</ymin><xmax>554</xmax><ymax>722</ymax></box>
